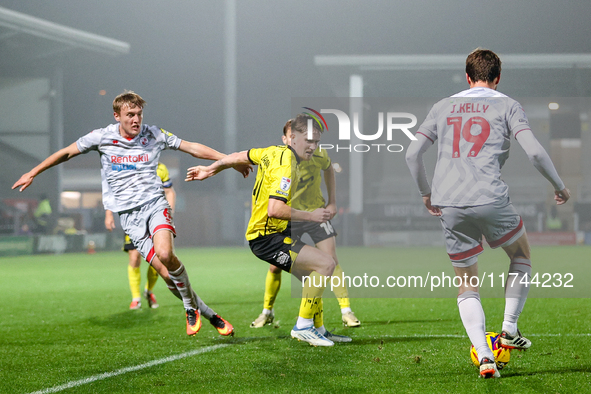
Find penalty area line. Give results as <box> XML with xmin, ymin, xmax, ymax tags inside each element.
<box><xmin>28</xmin><ymin>344</ymin><xmax>230</xmax><ymax>394</ymax></box>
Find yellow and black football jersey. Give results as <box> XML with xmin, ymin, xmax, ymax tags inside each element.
<box><xmin>245</xmin><ymin>145</ymin><xmax>299</xmax><ymax>241</ymax></box>
<box><xmin>292</xmin><ymin>147</ymin><xmax>331</xmax><ymax>211</ymax></box>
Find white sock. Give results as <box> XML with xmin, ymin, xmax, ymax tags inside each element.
<box><xmin>503</xmin><ymin>258</ymin><xmax>532</xmax><ymax>335</ymax></box>
<box><xmin>262</xmin><ymin>308</ymin><xmax>272</xmax><ymax>315</ymax></box>
<box><xmin>296</xmin><ymin>317</ymin><xmax>313</xmax><ymax>329</ymax></box>
<box><xmin>316</xmin><ymin>325</ymin><xmax>326</xmax><ymax>335</ymax></box>
<box><xmin>168</xmin><ymin>264</ymin><xmax>198</xmax><ymax>310</ymax></box>
<box><xmin>458</xmin><ymin>291</ymin><xmax>493</xmax><ymax>361</ymax></box>
<box><xmin>341</xmin><ymin>307</ymin><xmax>352</xmax><ymax>314</ymax></box>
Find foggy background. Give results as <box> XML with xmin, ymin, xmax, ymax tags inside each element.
<box><xmin>2</xmin><ymin>0</ymin><xmax>591</xmax><ymax>248</ymax></box>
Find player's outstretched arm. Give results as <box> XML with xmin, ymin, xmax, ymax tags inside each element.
<box><xmin>268</xmin><ymin>198</ymin><xmax>331</xmax><ymax>223</ymax></box>
<box><xmin>179</xmin><ymin>141</ymin><xmax>251</xmax><ymax>178</ymax></box>
<box><xmin>515</xmin><ymin>130</ymin><xmax>569</xmax><ymax>204</ymax></box>
<box><xmin>185</xmin><ymin>151</ymin><xmax>250</xmax><ymax>181</ymax></box>
<box><xmin>12</xmin><ymin>142</ymin><xmax>81</xmax><ymax>192</ymax></box>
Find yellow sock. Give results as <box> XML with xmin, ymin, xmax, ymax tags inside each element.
<box><xmin>263</xmin><ymin>270</ymin><xmax>282</xmax><ymax>310</ymax></box>
<box><xmin>313</xmin><ymin>299</ymin><xmax>324</xmax><ymax>328</ymax></box>
<box><xmin>128</xmin><ymin>265</ymin><xmax>141</xmax><ymax>299</ymax></box>
<box><xmin>332</xmin><ymin>264</ymin><xmax>351</xmax><ymax>309</ymax></box>
<box><xmin>299</xmin><ymin>271</ymin><xmax>327</xmax><ymax>319</ymax></box>
<box><xmin>146</xmin><ymin>265</ymin><xmax>159</xmax><ymax>292</ymax></box>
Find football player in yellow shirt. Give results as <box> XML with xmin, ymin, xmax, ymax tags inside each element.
<box><xmin>105</xmin><ymin>163</ymin><xmax>175</xmax><ymax>310</ymax></box>
<box><xmin>186</xmin><ymin>114</ymin><xmax>351</xmax><ymax>346</ymax></box>
<box><xmin>250</xmin><ymin>120</ymin><xmax>360</xmax><ymax>329</ymax></box>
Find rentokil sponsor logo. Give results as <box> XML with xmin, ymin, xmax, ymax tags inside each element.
<box><xmin>111</xmin><ymin>154</ymin><xmax>148</xmax><ymax>171</ymax></box>
<box><xmin>304</xmin><ymin>107</ymin><xmax>417</xmax><ymax>153</ymax></box>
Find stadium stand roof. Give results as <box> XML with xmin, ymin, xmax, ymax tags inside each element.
<box><xmin>0</xmin><ymin>6</ymin><xmax>129</xmax><ymax>64</ymax></box>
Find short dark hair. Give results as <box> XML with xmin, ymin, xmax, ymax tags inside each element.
<box><xmin>113</xmin><ymin>91</ymin><xmax>146</xmax><ymax>114</ymax></box>
<box><xmin>291</xmin><ymin>114</ymin><xmax>323</xmax><ymax>135</ymax></box>
<box><xmin>282</xmin><ymin>119</ymin><xmax>293</xmax><ymax>136</ymax></box>
<box><xmin>465</xmin><ymin>48</ymin><xmax>502</xmax><ymax>83</ymax></box>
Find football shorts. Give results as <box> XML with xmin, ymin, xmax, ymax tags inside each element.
<box><xmin>118</xmin><ymin>196</ymin><xmax>176</xmax><ymax>263</ymax></box>
<box><xmin>249</xmin><ymin>230</ymin><xmax>304</xmax><ymax>273</ymax></box>
<box><xmin>123</xmin><ymin>234</ymin><xmax>135</xmax><ymax>252</ymax></box>
<box><xmin>439</xmin><ymin>196</ymin><xmax>525</xmax><ymax>267</ymax></box>
<box><xmin>291</xmin><ymin>220</ymin><xmax>337</xmax><ymax>244</ymax></box>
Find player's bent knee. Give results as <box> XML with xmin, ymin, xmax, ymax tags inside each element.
<box><xmin>503</xmin><ymin>233</ymin><xmax>531</xmax><ymax>260</ymax></box>
<box><xmin>317</xmin><ymin>256</ymin><xmax>336</xmax><ymax>276</ymax></box>
<box><xmin>154</xmin><ymin>248</ymin><xmax>176</xmax><ymax>267</ymax></box>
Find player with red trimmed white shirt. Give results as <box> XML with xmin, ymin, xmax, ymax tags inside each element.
<box><xmin>12</xmin><ymin>91</ymin><xmax>251</xmax><ymax>337</ymax></box>
<box><xmin>406</xmin><ymin>49</ymin><xmax>570</xmax><ymax>378</ymax></box>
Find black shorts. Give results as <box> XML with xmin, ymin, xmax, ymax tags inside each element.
<box><xmin>249</xmin><ymin>231</ymin><xmax>304</xmax><ymax>273</ymax></box>
<box><xmin>291</xmin><ymin>220</ymin><xmax>337</xmax><ymax>244</ymax></box>
<box><xmin>123</xmin><ymin>234</ymin><xmax>136</xmax><ymax>252</ymax></box>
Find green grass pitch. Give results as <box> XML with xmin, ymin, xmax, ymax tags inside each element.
<box><xmin>0</xmin><ymin>246</ymin><xmax>590</xmax><ymax>393</ymax></box>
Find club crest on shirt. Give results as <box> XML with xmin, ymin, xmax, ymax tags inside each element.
<box><xmin>140</xmin><ymin>137</ymin><xmax>149</xmax><ymax>146</ymax></box>
<box><xmin>280</xmin><ymin>177</ymin><xmax>291</xmax><ymax>192</ymax></box>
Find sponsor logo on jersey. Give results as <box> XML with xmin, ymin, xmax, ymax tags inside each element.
<box><xmin>111</xmin><ymin>154</ymin><xmax>149</xmax><ymax>164</ymax></box>
<box><xmin>113</xmin><ymin>140</ymin><xmax>119</xmax><ymax>144</ymax></box>
<box><xmin>110</xmin><ymin>154</ymin><xmax>149</xmax><ymax>172</ymax></box>
<box><xmin>112</xmin><ymin>163</ymin><xmax>137</xmax><ymax>171</ymax></box>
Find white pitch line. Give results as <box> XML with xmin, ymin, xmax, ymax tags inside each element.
<box><xmin>369</xmin><ymin>333</ymin><xmax>591</xmax><ymax>339</ymax></box>
<box><xmin>28</xmin><ymin>344</ymin><xmax>230</xmax><ymax>394</ymax></box>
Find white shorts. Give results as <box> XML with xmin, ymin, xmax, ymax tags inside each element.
<box><xmin>439</xmin><ymin>196</ymin><xmax>525</xmax><ymax>267</ymax></box>
<box><xmin>118</xmin><ymin>196</ymin><xmax>176</xmax><ymax>263</ymax></box>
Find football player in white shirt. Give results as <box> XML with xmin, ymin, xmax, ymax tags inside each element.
<box><xmin>13</xmin><ymin>91</ymin><xmax>251</xmax><ymax>337</ymax></box>
<box><xmin>406</xmin><ymin>49</ymin><xmax>570</xmax><ymax>378</ymax></box>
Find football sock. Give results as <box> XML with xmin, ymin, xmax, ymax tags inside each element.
<box><xmin>316</xmin><ymin>325</ymin><xmax>327</xmax><ymax>335</ymax></box>
<box><xmin>146</xmin><ymin>265</ymin><xmax>159</xmax><ymax>292</ymax></box>
<box><xmin>341</xmin><ymin>307</ymin><xmax>352</xmax><ymax>315</ymax></box>
<box><xmin>457</xmin><ymin>290</ymin><xmax>493</xmax><ymax>360</ymax></box>
<box><xmin>166</xmin><ymin>282</ymin><xmax>214</xmax><ymax>318</ymax></box>
<box><xmin>263</xmin><ymin>270</ymin><xmax>282</xmax><ymax>311</ymax></box>
<box><xmin>503</xmin><ymin>258</ymin><xmax>532</xmax><ymax>335</ymax></box>
<box><xmin>296</xmin><ymin>316</ymin><xmax>314</xmax><ymax>329</ymax></box>
<box><xmin>313</xmin><ymin>299</ymin><xmax>324</xmax><ymax>329</ymax></box>
<box><xmin>262</xmin><ymin>308</ymin><xmax>272</xmax><ymax>315</ymax></box>
<box><xmin>168</xmin><ymin>264</ymin><xmax>198</xmax><ymax>310</ymax></box>
<box><xmin>332</xmin><ymin>264</ymin><xmax>351</xmax><ymax>309</ymax></box>
<box><xmin>128</xmin><ymin>265</ymin><xmax>141</xmax><ymax>299</ymax></box>
<box><xmin>193</xmin><ymin>290</ymin><xmax>215</xmax><ymax>320</ymax></box>
<box><xmin>298</xmin><ymin>272</ymin><xmax>327</xmax><ymax>324</ymax></box>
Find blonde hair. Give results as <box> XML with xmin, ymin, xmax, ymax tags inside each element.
<box><xmin>112</xmin><ymin>91</ymin><xmax>146</xmax><ymax>114</ymax></box>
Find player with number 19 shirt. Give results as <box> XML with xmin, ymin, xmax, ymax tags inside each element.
<box><xmin>406</xmin><ymin>49</ymin><xmax>569</xmax><ymax>379</ymax></box>
<box><xmin>416</xmin><ymin>89</ymin><xmax>531</xmax><ymax>207</ymax></box>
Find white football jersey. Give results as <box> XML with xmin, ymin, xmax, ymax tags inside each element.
<box><xmin>417</xmin><ymin>87</ymin><xmax>531</xmax><ymax>207</ymax></box>
<box><xmin>77</xmin><ymin>123</ymin><xmax>181</xmax><ymax>212</ymax></box>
